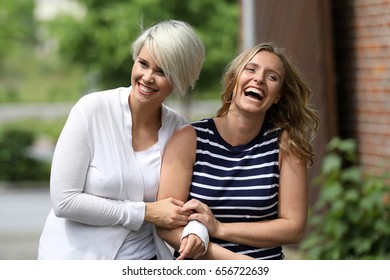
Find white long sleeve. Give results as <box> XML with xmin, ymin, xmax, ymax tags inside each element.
<box><xmin>50</xmin><ymin>102</ymin><xmax>144</xmax><ymax>230</ymax></box>
<box><xmin>38</xmin><ymin>87</ymin><xmax>188</xmax><ymax>259</ymax></box>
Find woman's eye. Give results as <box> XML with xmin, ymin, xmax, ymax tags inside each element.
<box><xmin>156</xmin><ymin>69</ymin><xmax>165</xmax><ymax>76</ymax></box>
<box><xmin>138</xmin><ymin>60</ymin><xmax>148</xmax><ymax>68</ymax></box>
<box><xmin>268</xmin><ymin>74</ymin><xmax>278</xmax><ymax>81</ymax></box>
<box><xmin>245</xmin><ymin>67</ymin><xmax>255</xmax><ymax>72</ymax></box>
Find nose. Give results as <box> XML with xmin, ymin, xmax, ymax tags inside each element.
<box><xmin>142</xmin><ymin>69</ymin><xmax>154</xmax><ymax>83</ymax></box>
<box><xmin>254</xmin><ymin>73</ymin><xmax>264</xmax><ymax>84</ymax></box>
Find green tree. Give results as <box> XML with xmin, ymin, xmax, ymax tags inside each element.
<box><xmin>0</xmin><ymin>0</ymin><xmax>36</xmax><ymax>62</ymax></box>
<box><xmin>41</xmin><ymin>0</ymin><xmax>239</xmax><ymax>95</ymax></box>
<box><xmin>0</xmin><ymin>0</ymin><xmax>36</xmax><ymax>102</ymax></box>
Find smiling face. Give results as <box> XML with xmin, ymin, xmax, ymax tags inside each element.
<box><xmin>231</xmin><ymin>50</ymin><xmax>285</xmax><ymax>115</ymax></box>
<box><xmin>130</xmin><ymin>46</ymin><xmax>174</xmax><ymax>106</ymax></box>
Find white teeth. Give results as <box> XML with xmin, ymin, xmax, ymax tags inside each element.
<box><xmin>245</xmin><ymin>87</ymin><xmax>263</xmax><ymax>97</ymax></box>
<box><xmin>139</xmin><ymin>84</ymin><xmax>155</xmax><ymax>93</ymax></box>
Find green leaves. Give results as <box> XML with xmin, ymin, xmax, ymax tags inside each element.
<box><xmin>0</xmin><ymin>0</ymin><xmax>36</xmax><ymax>62</ymax></box>
<box><xmin>0</xmin><ymin>128</ymin><xmax>50</xmax><ymax>181</ymax></box>
<box><xmin>42</xmin><ymin>0</ymin><xmax>239</xmax><ymax>93</ymax></box>
<box><xmin>301</xmin><ymin>137</ymin><xmax>390</xmax><ymax>259</ymax></box>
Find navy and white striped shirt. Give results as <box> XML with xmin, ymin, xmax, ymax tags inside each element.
<box><xmin>189</xmin><ymin>118</ymin><xmax>283</xmax><ymax>260</ymax></box>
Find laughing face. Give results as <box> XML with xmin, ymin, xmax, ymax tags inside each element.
<box><xmin>232</xmin><ymin>51</ymin><xmax>285</xmax><ymax>115</ymax></box>
<box><xmin>130</xmin><ymin>46</ymin><xmax>174</xmax><ymax>105</ymax></box>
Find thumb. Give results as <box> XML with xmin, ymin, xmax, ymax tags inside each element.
<box><xmin>178</xmin><ymin>236</ymin><xmax>187</xmax><ymax>253</ymax></box>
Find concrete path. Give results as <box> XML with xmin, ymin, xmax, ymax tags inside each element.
<box><xmin>0</xmin><ymin>186</ymin><xmax>51</xmax><ymax>260</ymax></box>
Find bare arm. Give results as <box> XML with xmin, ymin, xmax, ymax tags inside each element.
<box><xmin>157</xmin><ymin>125</ymin><xmax>253</xmax><ymax>259</ymax></box>
<box><xmin>156</xmin><ymin>125</ymin><xmax>198</xmax><ymax>253</ymax></box>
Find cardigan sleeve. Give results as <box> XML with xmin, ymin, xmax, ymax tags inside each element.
<box><xmin>50</xmin><ymin>103</ymin><xmax>145</xmax><ymax>231</ymax></box>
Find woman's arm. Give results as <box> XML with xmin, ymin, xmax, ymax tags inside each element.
<box><xmin>157</xmin><ymin>125</ymin><xmax>254</xmax><ymax>260</ymax></box>
<box><xmin>50</xmin><ymin>106</ymin><xmax>144</xmax><ymax>229</ymax></box>
<box><xmin>51</xmin><ymin>106</ymin><xmax>188</xmax><ymax>230</ymax></box>
<box><xmin>184</xmin><ymin>130</ymin><xmax>308</xmax><ymax>248</ymax></box>
<box><xmin>156</xmin><ymin>124</ymin><xmax>198</xmax><ymax>243</ymax></box>
<box><xmin>158</xmin><ymin>225</ymin><xmax>254</xmax><ymax>260</ymax></box>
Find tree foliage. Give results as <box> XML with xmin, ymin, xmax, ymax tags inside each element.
<box><xmin>301</xmin><ymin>138</ymin><xmax>390</xmax><ymax>259</ymax></box>
<box><xmin>0</xmin><ymin>128</ymin><xmax>50</xmax><ymax>181</ymax></box>
<box><xmin>0</xmin><ymin>0</ymin><xmax>36</xmax><ymax>64</ymax></box>
<box><xmin>41</xmin><ymin>0</ymin><xmax>239</xmax><ymax>95</ymax></box>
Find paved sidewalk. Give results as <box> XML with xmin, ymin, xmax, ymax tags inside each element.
<box><xmin>0</xmin><ymin>186</ymin><xmax>51</xmax><ymax>260</ymax></box>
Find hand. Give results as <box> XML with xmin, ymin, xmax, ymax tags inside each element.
<box><xmin>145</xmin><ymin>198</ymin><xmax>190</xmax><ymax>229</ymax></box>
<box><xmin>177</xmin><ymin>234</ymin><xmax>205</xmax><ymax>260</ymax></box>
<box><xmin>182</xmin><ymin>199</ymin><xmax>221</xmax><ymax>237</ymax></box>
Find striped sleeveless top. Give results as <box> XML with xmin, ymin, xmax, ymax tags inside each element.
<box><xmin>189</xmin><ymin>118</ymin><xmax>283</xmax><ymax>260</ymax></box>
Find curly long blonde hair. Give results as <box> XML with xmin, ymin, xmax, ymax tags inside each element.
<box><xmin>217</xmin><ymin>42</ymin><xmax>320</xmax><ymax>166</ymax></box>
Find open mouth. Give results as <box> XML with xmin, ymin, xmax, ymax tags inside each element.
<box><xmin>138</xmin><ymin>83</ymin><xmax>157</xmax><ymax>94</ymax></box>
<box><xmin>244</xmin><ymin>87</ymin><xmax>264</xmax><ymax>101</ymax></box>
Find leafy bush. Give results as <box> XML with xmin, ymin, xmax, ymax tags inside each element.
<box><xmin>0</xmin><ymin>128</ymin><xmax>50</xmax><ymax>182</ymax></box>
<box><xmin>301</xmin><ymin>137</ymin><xmax>390</xmax><ymax>259</ymax></box>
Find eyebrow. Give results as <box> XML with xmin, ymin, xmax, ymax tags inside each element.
<box><xmin>246</xmin><ymin>62</ymin><xmax>282</xmax><ymax>77</ymax></box>
<box><xmin>138</xmin><ymin>57</ymin><xmax>164</xmax><ymax>72</ymax></box>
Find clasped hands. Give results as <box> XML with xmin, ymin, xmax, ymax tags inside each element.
<box><xmin>149</xmin><ymin>198</ymin><xmax>218</xmax><ymax>260</ymax></box>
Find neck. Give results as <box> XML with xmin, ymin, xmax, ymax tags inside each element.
<box><xmin>129</xmin><ymin>92</ymin><xmax>162</xmax><ymax>128</ymax></box>
<box><xmin>128</xmin><ymin>93</ymin><xmax>162</xmax><ymax>151</ymax></box>
<box><xmin>215</xmin><ymin>111</ymin><xmax>265</xmax><ymax>146</ymax></box>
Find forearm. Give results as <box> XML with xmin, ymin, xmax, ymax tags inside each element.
<box><xmin>157</xmin><ymin>227</ymin><xmax>183</xmax><ymax>250</ymax></box>
<box><xmin>52</xmin><ymin>189</ymin><xmax>145</xmax><ymax>230</ymax></box>
<box><xmin>197</xmin><ymin>243</ymin><xmax>254</xmax><ymax>260</ymax></box>
<box><xmin>157</xmin><ymin>227</ymin><xmax>253</xmax><ymax>260</ymax></box>
<box><xmin>215</xmin><ymin>219</ymin><xmax>305</xmax><ymax>248</ymax></box>
<box><xmin>51</xmin><ymin>152</ymin><xmax>145</xmax><ymax>230</ymax></box>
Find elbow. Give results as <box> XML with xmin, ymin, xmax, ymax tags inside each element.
<box><xmin>51</xmin><ymin>192</ymin><xmax>73</xmax><ymax>219</ymax></box>
<box><xmin>52</xmin><ymin>203</ymin><xmax>68</xmax><ymax>218</ymax></box>
<box><xmin>290</xmin><ymin>231</ymin><xmax>304</xmax><ymax>244</ymax></box>
<box><xmin>288</xmin><ymin>225</ymin><xmax>306</xmax><ymax>244</ymax></box>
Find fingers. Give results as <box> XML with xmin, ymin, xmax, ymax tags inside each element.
<box><xmin>167</xmin><ymin>197</ymin><xmax>193</xmax><ymax>217</ymax></box>
<box><xmin>169</xmin><ymin>197</ymin><xmax>185</xmax><ymax>207</ymax></box>
<box><xmin>177</xmin><ymin>238</ymin><xmax>188</xmax><ymax>260</ymax></box>
<box><xmin>177</xmin><ymin>235</ymin><xmax>204</xmax><ymax>260</ymax></box>
<box><xmin>188</xmin><ymin>212</ymin><xmax>206</xmax><ymax>224</ymax></box>
<box><xmin>151</xmin><ymin>198</ymin><xmax>191</xmax><ymax>229</ymax></box>
<box><xmin>182</xmin><ymin>199</ymin><xmax>206</xmax><ymax>213</ymax></box>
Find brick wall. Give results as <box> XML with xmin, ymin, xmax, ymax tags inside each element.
<box><xmin>333</xmin><ymin>0</ymin><xmax>390</xmax><ymax>173</ymax></box>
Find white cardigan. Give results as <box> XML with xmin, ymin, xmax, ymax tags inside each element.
<box><xmin>38</xmin><ymin>87</ymin><xmax>187</xmax><ymax>259</ymax></box>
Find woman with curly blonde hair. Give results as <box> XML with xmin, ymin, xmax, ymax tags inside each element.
<box><xmin>157</xmin><ymin>42</ymin><xmax>320</xmax><ymax>260</ymax></box>
<box><xmin>218</xmin><ymin>43</ymin><xmax>319</xmax><ymax>167</ymax></box>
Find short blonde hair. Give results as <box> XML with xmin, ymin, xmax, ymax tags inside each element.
<box><xmin>132</xmin><ymin>20</ymin><xmax>205</xmax><ymax>96</ymax></box>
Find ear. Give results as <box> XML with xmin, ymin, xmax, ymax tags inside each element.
<box><xmin>273</xmin><ymin>94</ymin><xmax>282</xmax><ymax>104</ymax></box>
<box><xmin>273</xmin><ymin>88</ymin><xmax>284</xmax><ymax>104</ymax></box>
